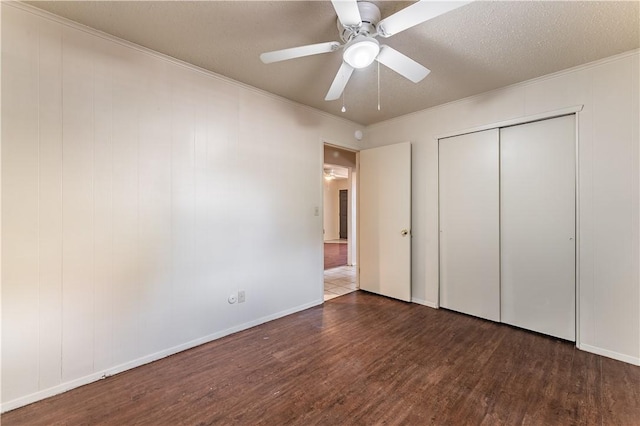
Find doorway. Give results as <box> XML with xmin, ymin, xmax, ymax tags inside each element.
<box><xmin>323</xmin><ymin>144</ymin><xmax>358</xmax><ymax>301</ymax></box>
<box><xmin>339</xmin><ymin>189</ymin><xmax>348</xmax><ymax>239</ymax></box>
<box><xmin>322</xmin><ymin>141</ymin><xmax>413</xmax><ymax>303</ymax></box>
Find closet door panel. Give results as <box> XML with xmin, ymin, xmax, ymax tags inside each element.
<box><xmin>500</xmin><ymin>115</ymin><xmax>576</xmax><ymax>341</ymax></box>
<box><xmin>439</xmin><ymin>129</ymin><xmax>500</xmax><ymax>321</ymax></box>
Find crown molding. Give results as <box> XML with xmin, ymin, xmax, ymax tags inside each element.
<box><xmin>366</xmin><ymin>48</ymin><xmax>639</xmax><ymax>130</ymax></box>
<box><xmin>3</xmin><ymin>1</ymin><xmax>364</xmax><ymax>128</ymax></box>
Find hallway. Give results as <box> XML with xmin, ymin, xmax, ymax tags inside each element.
<box><xmin>323</xmin><ymin>241</ymin><xmax>347</xmax><ymax>270</ymax></box>
<box><xmin>323</xmin><ymin>265</ymin><xmax>356</xmax><ymax>301</ymax></box>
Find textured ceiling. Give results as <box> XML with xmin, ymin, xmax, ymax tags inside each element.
<box><xmin>26</xmin><ymin>1</ymin><xmax>640</xmax><ymax>126</ymax></box>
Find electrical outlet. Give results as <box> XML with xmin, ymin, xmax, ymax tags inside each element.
<box><xmin>238</xmin><ymin>290</ymin><xmax>246</xmax><ymax>303</ymax></box>
<box><xmin>228</xmin><ymin>293</ymin><xmax>237</xmax><ymax>304</ymax></box>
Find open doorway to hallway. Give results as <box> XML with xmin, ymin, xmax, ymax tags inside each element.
<box><xmin>323</xmin><ymin>144</ymin><xmax>357</xmax><ymax>301</ymax></box>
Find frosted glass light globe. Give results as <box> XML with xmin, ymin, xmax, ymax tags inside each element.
<box><xmin>343</xmin><ymin>38</ymin><xmax>380</xmax><ymax>69</ymax></box>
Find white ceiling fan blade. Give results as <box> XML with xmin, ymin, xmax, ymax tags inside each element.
<box><xmin>376</xmin><ymin>45</ymin><xmax>431</xmax><ymax>83</ymax></box>
<box><xmin>331</xmin><ymin>0</ymin><xmax>362</xmax><ymax>28</ymax></box>
<box><xmin>260</xmin><ymin>41</ymin><xmax>341</xmax><ymax>64</ymax></box>
<box><xmin>377</xmin><ymin>0</ymin><xmax>472</xmax><ymax>37</ymax></box>
<box><xmin>325</xmin><ymin>62</ymin><xmax>355</xmax><ymax>101</ymax></box>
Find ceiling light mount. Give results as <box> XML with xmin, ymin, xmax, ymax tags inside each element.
<box><xmin>337</xmin><ymin>1</ymin><xmax>381</xmax><ymax>43</ymax></box>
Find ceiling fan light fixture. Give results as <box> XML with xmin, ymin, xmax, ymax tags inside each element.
<box><xmin>324</xmin><ymin>169</ymin><xmax>336</xmax><ymax>180</ymax></box>
<box><xmin>343</xmin><ymin>37</ymin><xmax>380</xmax><ymax>69</ymax></box>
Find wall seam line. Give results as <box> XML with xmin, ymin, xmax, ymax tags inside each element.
<box><xmin>91</xmin><ymin>35</ymin><xmax>96</xmax><ymax>374</ymax></box>
<box><xmin>59</xmin><ymin>23</ymin><xmax>65</xmax><ymax>385</ymax></box>
<box><xmin>37</xmin><ymin>17</ymin><xmax>42</xmax><ymax>392</ymax></box>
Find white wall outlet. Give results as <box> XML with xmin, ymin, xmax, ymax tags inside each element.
<box><xmin>228</xmin><ymin>294</ymin><xmax>237</xmax><ymax>304</ymax></box>
<box><xmin>238</xmin><ymin>290</ymin><xmax>246</xmax><ymax>303</ymax></box>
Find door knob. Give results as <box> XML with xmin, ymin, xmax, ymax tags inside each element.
<box><xmin>401</xmin><ymin>229</ymin><xmax>409</xmax><ymax>237</ymax></box>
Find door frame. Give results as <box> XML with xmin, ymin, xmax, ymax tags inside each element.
<box><xmin>435</xmin><ymin>104</ymin><xmax>583</xmax><ymax>348</ymax></box>
<box><xmin>321</xmin><ymin>141</ymin><xmax>360</xmax><ymax>295</ymax></box>
<box><xmin>339</xmin><ymin>189</ymin><xmax>348</xmax><ymax>239</ymax></box>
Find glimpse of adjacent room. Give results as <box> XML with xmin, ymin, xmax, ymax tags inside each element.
<box><xmin>323</xmin><ymin>145</ymin><xmax>357</xmax><ymax>301</ymax></box>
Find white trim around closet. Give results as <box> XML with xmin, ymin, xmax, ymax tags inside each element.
<box><xmin>434</xmin><ymin>105</ymin><xmax>584</xmax><ymax>141</ymax></box>
<box><xmin>435</xmin><ymin>105</ymin><xmax>583</xmax><ymax>349</ymax></box>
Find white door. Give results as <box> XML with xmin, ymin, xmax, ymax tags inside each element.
<box><xmin>439</xmin><ymin>129</ymin><xmax>501</xmax><ymax>321</ymax></box>
<box><xmin>500</xmin><ymin>115</ymin><xmax>576</xmax><ymax>341</ymax></box>
<box><xmin>359</xmin><ymin>142</ymin><xmax>411</xmax><ymax>302</ymax></box>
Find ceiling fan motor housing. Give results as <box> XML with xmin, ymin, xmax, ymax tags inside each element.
<box><xmin>337</xmin><ymin>1</ymin><xmax>381</xmax><ymax>43</ymax></box>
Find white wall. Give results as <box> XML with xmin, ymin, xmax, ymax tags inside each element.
<box><xmin>1</xmin><ymin>3</ymin><xmax>362</xmax><ymax>411</ymax></box>
<box><xmin>323</xmin><ymin>178</ymin><xmax>349</xmax><ymax>241</ymax></box>
<box><xmin>323</xmin><ymin>179</ymin><xmax>336</xmax><ymax>240</ymax></box>
<box><xmin>348</xmin><ymin>169</ymin><xmax>356</xmax><ymax>266</ymax></box>
<box><xmin>365</xmin><ymin>50</ymin><xmax>640</xmax><ymax>365</ymax></box>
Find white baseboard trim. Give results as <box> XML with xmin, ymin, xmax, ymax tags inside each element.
<box><xmin>1</xmin><ymin>299</ymin><xmax>323</xmax><ymax>413</ymax></box>
<box><xmin>578</xmin><ymin>343</ymin><xmax>640</xmax><ymax>366</ymax></box>
<box><xmin>411</xmin><ymin>297</ymin><xmax>439</xmax><ymax>309</ymax></box>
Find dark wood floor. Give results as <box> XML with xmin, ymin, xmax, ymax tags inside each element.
<box><xmin>324</xmin><ymin>242</ymin><xmax>347</xmax><ymax>269</ymax></box>
<box><xmin>4</xmin><ymin>291</ymin><xmax>640</xmax><ymax>425</ymax></box>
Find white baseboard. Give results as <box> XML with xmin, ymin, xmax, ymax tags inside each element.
<box><xmin>1</xmin><ymin>299</ymin><xmax>323</xmax><ymax>413</ymax></box>
<box><xmin>411</xmin><ymin>297</ymin><xmax>439</xmax><ymax>309</ymax></box>
<box><xmin>578</xmin><ymin>343</ymin><xmax>640</xmax><ymax>366</ymax></box>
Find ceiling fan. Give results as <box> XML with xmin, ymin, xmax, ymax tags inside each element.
<box><xmin>260</xmin><ymin>0</ymin><xmax>471</xmax><ymax>102</ymax></box>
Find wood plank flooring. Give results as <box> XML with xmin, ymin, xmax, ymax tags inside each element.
<box><xmin>3</xmin><ymin>291</ymin><xmax>640</xmax><ymax>425</ymax></box>
<box><xmin>324</xmin><ymin>242</ymin><xmax>347</xmax><ymax>269</ymax></box>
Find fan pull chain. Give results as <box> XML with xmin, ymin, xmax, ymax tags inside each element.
<box><xmin>341</xmin><ymin>87</ymin><xmax>346</xmax><ymax>113</ymax></box>
<box><xmin>377</xmin><ymin>60</ymin><xmax>381</xmax><ymax>111</ymax></box>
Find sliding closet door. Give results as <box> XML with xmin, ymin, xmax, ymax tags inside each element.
<box><xmin>500</xmin><ymin>115</ymin><xmax>576</xmax><ymax>341</ymax></box>
<box><xmin>439</xmin><ymin>129</ymin><xmax>500</xmax><ymax>321</ymax></box>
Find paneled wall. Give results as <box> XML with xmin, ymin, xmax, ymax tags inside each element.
<box><xmin>366</xmin><ymin>50</ymin><xmax>640</xmax><ymax>365</ymax></box>
<box><xmin>1</xmin><ymin>4</ymin><xmax>361</xmax><ymax>410</ymax></box>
